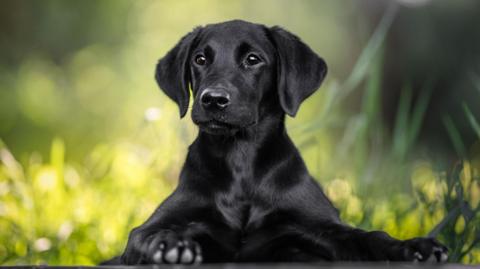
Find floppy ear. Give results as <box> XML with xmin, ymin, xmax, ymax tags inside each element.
<box><xmin>155</xmin><ymin>27</ymin><xmax>202</xmax><ymax>118</ymax></box>
<box><xmin>269</xmin><ymin>26</ymin><xmax>328</xmax><ymax>117</ymax></box>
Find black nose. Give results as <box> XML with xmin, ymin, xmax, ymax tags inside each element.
<box><xmin>200</xmin><ymin>88</ymin><xmax>230</xmax><ymax>110</ymax></box>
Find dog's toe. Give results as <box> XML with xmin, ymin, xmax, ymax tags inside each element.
<box><xmin>164</xmin><ymin>247</ymin><xmax>179</xmax><ymax>263</ymax></box>
<box><xmin>152</xmin><ymin>250</ymin><xmax>163</xmax><ymax>263</ymax></box>
<box><xmin>180</xmin><ymin>247</ymin><xmax>194</xmax><ymax>263</ymax></box>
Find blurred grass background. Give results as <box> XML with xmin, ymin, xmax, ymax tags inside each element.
<box><xmin>0</xmin><ymin>0</ymin><xmax>480</xmax><ymax>265</ymax></box>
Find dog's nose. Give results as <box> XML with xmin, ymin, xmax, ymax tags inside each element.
<box><xmin>200</xmin><ymin>88</ymin><xmax>230</xmax><ymax>110</ymax></box>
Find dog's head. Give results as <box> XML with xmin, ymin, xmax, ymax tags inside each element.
<box><xmin>156</xmin><ymin>20</ymin><xmax>327</xmax><ymax>135</ymax></box>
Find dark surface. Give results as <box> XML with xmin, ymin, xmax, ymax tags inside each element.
<box><xmin>0</xmin><ymin>263</ymin><xmax>476</xmax><ymax>269</ymax></box>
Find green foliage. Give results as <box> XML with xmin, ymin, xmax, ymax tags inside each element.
<box><xmin>434</xmin><ymin>161</ymin><xmax>480</xmax><ymax>263</ymax></box>
<box><xmin>0</xmin><ymin>137</ymin><xmax>177</xmax><ymax>265</ymax></box>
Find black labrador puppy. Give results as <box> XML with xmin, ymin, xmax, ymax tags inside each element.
<box><xmin>107</xmin><ymin>20</ymin><xmax>448</xmax><ymax>265</ymax></box>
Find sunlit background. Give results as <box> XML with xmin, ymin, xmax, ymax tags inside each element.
<box><xmin>1</xmin><ymin>0</ymin><xmax>479</xmax><ymax>265</ymax></box>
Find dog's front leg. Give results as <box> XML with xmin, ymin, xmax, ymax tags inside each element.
<box><xmin>318</xmin><ymin>223</ymin><xmax>448</xmax><ymax>262</ymax></box>
<box><xmin>122</xmin><ymin>226</ymin><xmax>203</xmax><ymax>265</ymax></box>
<box><xmin>119</xmin><ymin>193</ymin><xmax>213</xmax><ymax>265</ymax></box>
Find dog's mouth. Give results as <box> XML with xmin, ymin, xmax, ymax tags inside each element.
<box><xmin>198</xmin><ymin>120</ymin><xmax>239</xmax><ymax>135</ymax></box>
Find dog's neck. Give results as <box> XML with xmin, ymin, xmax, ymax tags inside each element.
<box><xmin>185</xmin><ymin>111</ymin><xmax>305</xmax><ymax>188</ymax></box>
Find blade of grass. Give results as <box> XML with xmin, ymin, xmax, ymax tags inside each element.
<box><xmin>463</xmin><ymin>103</ymin><xmax>480</xmax><ymax>140</ymax></box>
<box><xmin>392</xmin><ymin>84</ymin><xmax>412</xmax><ymax>160</ymax></box>
<box><xmin>428</xmin><ymin>202</ymin><xmax>461</xmax><ymax>238</ymax></box>
<box><xmin>362</xmin><ymin>49</ymin><xmax>383</xmax><ymax>124</ymax></box>
<box><xmin>407</xmin><ymin>79</ymin><xmax>434</xmax><ymax>148</ymax></box>
<box><xmin>336</xmin><ymin>115</ymin><xmax>367</xmax><ymax>159</ymax></box>
<box><xmin>443</xmin><ymin>115</ymin><xmax>467</xmax><ymax>157</ymax></box>
<box><xmin>319</xmin><ymin>81</ymin><xmax>340</xmax><ymax>122</ymax></box>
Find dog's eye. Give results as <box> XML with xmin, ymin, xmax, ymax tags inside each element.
<box><xmin>194</xmin><ymin>55</ymin><xmax>207</xmax><ymax>66</ymax></box>
<box><xmin>245</xmin><ymin>54</ymin><xmax>262</xmax><ymax>66</ymax></box>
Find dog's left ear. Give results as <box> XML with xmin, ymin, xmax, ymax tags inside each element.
<box><xmin>269</xmin><ymin>26</ymin><xmax>327</xmax><ymax>117</ymax></box>
<box><xmin>155</xmin><ymin>27</ymin><xmax>202</xmax><ymax>118</ymax></box>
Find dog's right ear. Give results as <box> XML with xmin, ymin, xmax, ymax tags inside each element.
<box><xmin>155</xmin><ymin>27</ymin><xmax>202</xmax><ymax>118</ymax></box>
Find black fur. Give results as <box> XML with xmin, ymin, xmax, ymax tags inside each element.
<box><xmin>103</xmin><ymin>20</ymin><xmax>447</xmax><ymax>265</ymax></box>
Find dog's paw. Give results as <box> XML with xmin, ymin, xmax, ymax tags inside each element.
<box><xmin>143</xmin><ymin>230</ymin><xmax>202</xmax><ymax>265</ymax></box>
<box><xmin>399</xmin><ymin>237</ymin><xmax>448</xmax><ymax>263</ymax></box>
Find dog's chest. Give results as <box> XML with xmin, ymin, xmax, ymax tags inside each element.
<box><xmin>215</xmin><ymin>146</ymin><xmax>271</xmax><ymax>231</ymax></box>
<box><xmin>215</xmin><ymin>182</ymin><xmax>270</xmax><ymax>232</ymax></box>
